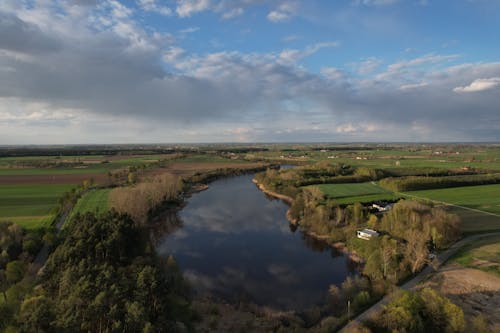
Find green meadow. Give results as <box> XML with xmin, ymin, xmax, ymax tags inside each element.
<box><xmin>313</xmin><ymin>182</ymin><xmax>399</xmax><ymax>205</ymax></box>
<box><xmin>404</xmin><ymin>184</ymin><xmax>500</xmax><ymax>215</ymax></box>
<box><xmin>67</xmin><ymin>189</ymin><xmax>110</xmax><ymax>225</ymax></box>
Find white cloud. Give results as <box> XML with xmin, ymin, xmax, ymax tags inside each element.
<box><xmin>353</xmin><ymin>0</ymin><xmax>399</xmax><ymax>5</ymax></box>
<box><xmin>356</xmin><ymin>57</ymin><xmax>383</xmax><ymax>75</ymax></box>
<box><xmin>278</xmin><ymin>41</ymin><xmax>339</xmax><ymax>63</ymax></box>
<box><xmin>399</xmin><ymin>82</ymin><xmax>428</xmax><ymax>90</ymax></box>
<box><xmin>453</xmin><ymin>77</ymin><xmax>500</xmax><ymax>93</ymax></box>
<box><xmin>137</xmin><ymin>0</ymin><xmax>172</xmax><ymax>16</ymax></box>
<box><xmin>267</xmin><ymin>1</ymin><xmax>298</xmax><ymax>22</ymax></box>
<box><xmin>163</xmin><ymin>46</ymin><xmax>186</xmax><ymax>63</ymax></box>
<box><xmin>176</xmin><ymin>0</ymin><xmax>211</xmax><ymax>18</ymax></box>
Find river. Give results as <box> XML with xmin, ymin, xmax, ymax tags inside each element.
<box><xmin>155</xmin><ymin>174</ymin><xmax>357</xmax><ymax>311</ymax></box>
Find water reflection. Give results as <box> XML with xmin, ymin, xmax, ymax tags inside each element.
<box><xmin>155</xmin><ymin>174</ymin><xmax>357</xmax><ymax>310</ymax></box>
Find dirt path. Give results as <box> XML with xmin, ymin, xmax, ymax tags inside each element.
<box><xmin>339</xmin><ymin>232</ymin><xmax>500</xmax><ymax>332</ymax></box>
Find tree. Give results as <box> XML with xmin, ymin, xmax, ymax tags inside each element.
<box><xmin>404</xmin><ymin>229</ymin><xmax>429</xmax><ymax>274</ymax></box>
<box><xmin>6</xmin><ymin>261</ymin><xmax>24</xmax><ymax>284</ymax></box>
<box><xmin>19</xmin><ymin>295</ymin><xmax>55</xmax><ymax>333</ymax></box>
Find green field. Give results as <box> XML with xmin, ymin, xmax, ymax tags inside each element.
<box><xmin>452</xmin><ymin>235</ymin><xmax>500</xmax><ymax>275</ymax></box>
<box><xmin>0</xmin><ymin>184</ymin><xmax>74</xmax><ymax>229</ymax></box>
<box><xmin>312</xmin><ymin>182</ymin><xmax>399</xmax><ymax>204</ymax></box>
<box><xmin>404</xmin><ymin>184</ymin><xmax>500</xmax><ymax>215</ymax></box>
<box><xmin>67</xmin><ymin>189</ymin><xmax>110</xmax><ymax>224</ymax></box>
<box><xmin>316</xmin><ymin>182</ymin><xmax>391</xmax><ymax>198</ymax></box>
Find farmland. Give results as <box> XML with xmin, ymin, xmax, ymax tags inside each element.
<box><xmin>67</xmin><ymin>189</ymin><xmax>110</xmax><ymax>225</ymax></box>
<box><xmin>452</xmin><ymin>235</ymin><xmax>500</xmax><ymax>275</ymax></box>
<box><xmin>313</xmin><ymin>182</ymin><xmax>399</xmax><ymax>204</ymax></box>
<box><xmin>404</xmin><ymin>184</ymin><xmax>500</xmax><ymax>215</ymax></box>
<box><xmin>0</xmin><ymin>184</ymin><xmax>74</xmax><ymax>229</ymax></box>
<box><xmin>315</xmin><ymin>182</ymin><xmax>390</xmax><ymax>198</ymax></box>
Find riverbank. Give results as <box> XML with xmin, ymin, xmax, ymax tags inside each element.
<box><xmin>252</xmin><ymin>178</ymin><xmax>364</xmax><ymax>263</ymax></box>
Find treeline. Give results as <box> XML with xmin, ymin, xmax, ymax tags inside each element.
<box><xmin>380</xmin><ymin>167</ymin><xmax>478</xmax><ymax>177</ymax></box>
<box><xmin>188</xmin><ymin>165</ymin><xmax>272</xmax><ymax>184</ymax></box>
<box><xmin>2</xmin><ymin>211</ymin><xmax>193</xmax><ymax>332</ymax></box>
<box><xmin>0</xmin><ymin>223</ymin><xmax>56</xmax><ymax>331</ymax></box>
<box><xmin>254</xmin><ymin>163</ymin><xmax>365</xmax><ymax>197</ymax></box>
<box><xmin>109</xmin><ymin>174</ymin><xmax>184</xmax><ymax>225</ymax></box>
<box><xmin>364</xmin><ymin>288</ymin><xmax>465</xmax><ymax>332</ymax></box>
<box><xmin>380</xmin><ymin>173</ymin><xmax>500</xmax><ymax>191</ymax></box>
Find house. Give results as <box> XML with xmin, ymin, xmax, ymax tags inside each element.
<box><xmin>372</xmin><ymin>203</ymin><xmax>393</xmax><ymax>212</ymax></box>
<box><xmin>357</xmin><ymin>229</ymin><xmax>379</xmax><ymax>240</ymax></box>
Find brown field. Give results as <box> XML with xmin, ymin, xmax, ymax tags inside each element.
<box><xmin>0</xmin><ymin>173</ymin><xmax>109</xmax><ymax>185</ymax></box>
<box><xmin>420</xmin><ymin>263</ymin><xmax>500</xmax><ymax>331</ymax></box>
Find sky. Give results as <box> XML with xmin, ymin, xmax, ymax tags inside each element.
<box><xmin>0</xmin><ymin>0</ymin><xmax>499</xmax><ymax>144</ymax></box>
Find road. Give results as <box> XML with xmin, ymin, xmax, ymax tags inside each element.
<box><xmin>339</xmin><ymin>232</ymin><xmax>500</xmax><ymax>332</ymax></box>
<box><xmin>33</xmin><ymin>211</ymin><xmax>69</xmax><ymax>274</ymax></box>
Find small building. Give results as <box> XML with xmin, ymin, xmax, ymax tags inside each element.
<box><xmin>372</xmin><ymin>203</ymin><xmax>394</xmax><ymax>212</ymax></box>
<box><xmin>357</xmin><ymin>229</ymin><xmax>379</xmax><ymax>240</ymax></box>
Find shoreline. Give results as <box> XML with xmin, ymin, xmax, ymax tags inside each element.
<box><xmin>252</xmin><ymin>178</ymin><xmax>364</xmax><ymax>264</ymax></box>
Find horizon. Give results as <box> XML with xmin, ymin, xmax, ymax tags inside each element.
<box><xmin>1</xmin><ymin>0</ymin><xmax>500</xmax><ymax>143</ymax></box>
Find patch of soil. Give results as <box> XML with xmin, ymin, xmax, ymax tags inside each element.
<box><xmin>419</xmin><ymin>263</ymin><xmax>500</xmax><ymax>331</ymax></box>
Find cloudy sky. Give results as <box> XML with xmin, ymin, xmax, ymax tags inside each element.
<box><xmin>1</xmin><ymin>0</ymin><xmax>499</xmax><ymax>143</ymax></box>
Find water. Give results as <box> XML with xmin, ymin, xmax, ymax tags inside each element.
<box><xmin>156</xmin><ymin>174</ymin><xmax>356</xmax><ymax>310</ymax></box>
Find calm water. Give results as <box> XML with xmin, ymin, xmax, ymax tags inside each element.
<box><xmin>156</xmin><ymin>174</ymin><xmax>356</xmax><ymax>310</ymax></box>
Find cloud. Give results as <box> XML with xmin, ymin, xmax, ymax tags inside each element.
<box><xmin>353</xmin><ymin>0</ymin><xmax>399</xmax><ymax>5</ymax></box>
<box><xmin>267</xmin><ymin>1</ymin><xmax>298</xmax><ymax>22</ymax></box>
<box><xmin>1</xmin><ymin>1</ymin><xmax>500</xmax><ymax>143</ymax></box>
<box><xmin>399</xmin><ymin>82</ymin><xmax>428</xmax><ymax>90</ymax></box>
<box><xmin>355</xmin><ymin>57</ymin><xmax>383</xmax><ymax>75</ymax></box>
<box><xmin>279</xmin><ymin>41</ymin><xmax>339</xmax><ymax>63</ymax></box>
<box><xmin>137</xmin><ymin>0</ymin><xmax>172</xmax><ymax>16</ymax></box>
<box><xmin>0</xmin><ymin>12</ymin><xmax>61</xmax><ymax>54</ymax></box>
<box><xmin>176</xmin><ymin>0</ymin><xmax>211</xmax><ymax>18</ymax></box>
<box><xmin>453</xmin><ymin>77</ymin><xmax>500</xmax><ymax>93</ymax></box>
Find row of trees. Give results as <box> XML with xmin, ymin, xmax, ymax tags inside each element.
<box><xmin>379</xmin><ymin>173</ymin><xmax>500</xmax><ymax>191</ymax></box>
<box><xmin>109</xmin><ymin>173</ymin><xmax>184</xmax><ymax>225</ymax></box>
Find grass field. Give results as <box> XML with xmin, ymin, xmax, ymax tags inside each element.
<box><xmin>67</xmin><ymin>189</ymin><xmax>110</xmax><ymax>224</ymax></box>
<box><xmin>334</xmin><ymin>193</ymin><xmax>402</xmax><ymax>205</ymax></box>
<box><xmin>0</xmin><ymin>184</ymin><xmax>74</xmax><ymax>229</ymax></box>
<box><xmin>452</xmin><ymin>235</ymin><xmax>500</xmax><ymax>275</ymax></box>
<box><xmin>316</xmin><ymin>182</ymin><xmax>391</xmax><ymax>198</ymax></box>
<box><xmin>312</xmin><ymin>182</ymin><xmax>399</xmax><ymax>204</ymax></box>
<box><xmin>404</xmin><ymin>184</ymin><xmax>500</xmax><ymax>215</ymax></box>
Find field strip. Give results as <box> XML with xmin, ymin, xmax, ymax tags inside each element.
<box><xmin>399</xmin><ymin>191</ymin><xmax>500</xmax><ymax>218</ymax></box>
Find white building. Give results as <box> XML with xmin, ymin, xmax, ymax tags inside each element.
<box><xmin>357</xmin><ymin>229</ymin><xmax>379</xmax><ymax>240</ymax></box>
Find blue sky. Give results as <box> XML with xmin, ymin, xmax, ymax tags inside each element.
<box><xmin>0</xmin><ymin>0</ymin><xmax>499</xmax><ymax>143</ymax></box>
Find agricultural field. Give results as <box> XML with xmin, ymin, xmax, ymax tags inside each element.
<box><xmin>444</xmin><ymin>206</ymin><xmax>500</xmax><ymax>233</ymax></box>
<box><xmin>316</xmin><ymin>182</ymin><xmax>390</xmax><ymax>198</ymax></box>
<box><xmin>403</xmin><ymin>184</ymin><xmax>500</xmax><ymax>215</ymax></box>
<box><xmin>452</xmin><ymin>235</ymin><xmax>500</xmax><ymax>275</ymax></box>
<box><xmin>0</xmin><ymin>184</ymin><xmax>74</xmax><ymax>229</ymax></box>
<box><xmin>67</xmin><ymin>189</ymin><xmax>110</xmax><ymax>225</ymax></box>
<box><xmin>313</xmin><ymin>182</ymin><xmax>399</xmax><ymax>204</ymax></box>
<box><xmin>246</xmin><ymin>145</ymin><xmax>500</xmax><ymax>171</ymax></box>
